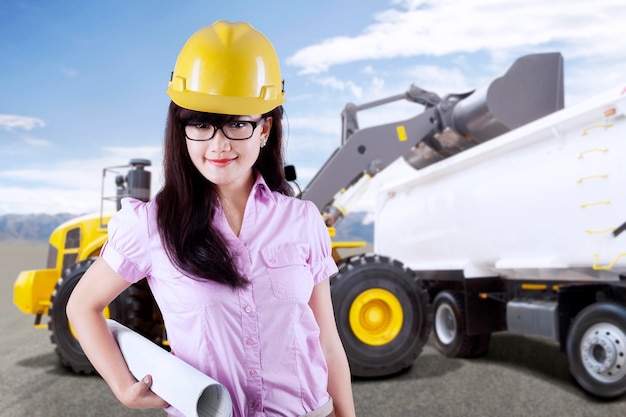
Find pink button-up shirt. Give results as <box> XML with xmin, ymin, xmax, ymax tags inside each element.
<box><xmin>101</xmin><ymin>175</ymin><xmax>338</xmax><ymax>417</ymax></box>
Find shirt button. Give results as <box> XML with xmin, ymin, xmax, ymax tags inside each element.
<box><xmin>246</xmin><ymin>338</ymin><xmax>254</xmax><ymax>345</ymax></box>
<box><xmin>269</xmin><ymin>258</ymin><xmax>276</xmax><ymax>264</ymax></box>
<box><xmin>244</xmin><ymin>306</ymin><xmax>252</xmax><ymax>313</ymax></box>
<box><xmin>250</xmin><ymin>369</ymin><xmax>257</xmax><ymax>377</ymax></box>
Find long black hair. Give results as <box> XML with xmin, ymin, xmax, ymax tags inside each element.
<box><xmin>155</xmin><ymin>102</ymin><xmax>292</xmax><ymax>288</ymax></box>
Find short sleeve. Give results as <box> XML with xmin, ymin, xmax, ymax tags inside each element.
<box><xmin>304</xmin><ymin>200</ymin><xmax>338</xmax><ymax>285</ymax></box>
<box><xmin>100</xmin><ymin>198</ymin><xmax>153</xmax><ymax>284</ymax></box>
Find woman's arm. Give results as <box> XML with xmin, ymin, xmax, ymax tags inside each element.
<box><xmin>310</xmin><ymin>278</ymin><xmax>356</xmax><ymax>417</ymax></box>
<box><xmin>66</xmin><ymin>257</ymin><xmax>168</xmax><ymax>409</ymax></box>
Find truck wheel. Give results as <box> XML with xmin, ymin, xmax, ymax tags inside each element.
<box><xmin>49</xmin><ymin>259</ymin><xmax>97</xmax><ymax>374</ymax></box>
<box><xmin>566</xmin><ymin>302</ymin><xmax>626</xmax><ymax>398</ymax></box>
<box><xmin>432</xmin><ymin>291</ymin><xmax>490</xmax><ymax>358</ymax></box>
<box><xmin>108</xmin><ymin>278</ymin><xmax>165</xmax><ymax>346</ymax></box>
<box><xmin>331</xmin><ymin>254</ymin><xmax>430</xmax><ymax>377</ymax></box>
<box><xmin>50</xmin><ymin>259</ymin><xmax>165</xmax><ymax>374</ymax></box>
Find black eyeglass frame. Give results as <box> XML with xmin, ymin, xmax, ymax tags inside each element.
<box><xmin>182</xmin><ymin>119</ymin><xmax>265</xmax><ymax>141</ymax></box>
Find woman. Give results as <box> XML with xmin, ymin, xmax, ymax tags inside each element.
<box><xmin>67</xmin><ymin>20</ymin><xmax>356</xmax><ymax>417</ymax></box>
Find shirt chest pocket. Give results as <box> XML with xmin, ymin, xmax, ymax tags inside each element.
<box><xmin>261</xmin><ymin>245</ymin><xmax>313</xmax><ymax>300</ymax></box>
<box><xmin>150</xmin><ymin>255</ymin><xmax>228</xmax><ymax>312</ymax></box>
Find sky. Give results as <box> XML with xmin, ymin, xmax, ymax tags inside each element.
<box><xmin>1</xmin><ymin>0</ymin><xmax>625</xmax><ymax>215</ymax></box>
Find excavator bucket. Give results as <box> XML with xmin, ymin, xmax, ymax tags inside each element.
<box><xmin>452</xmin><ymin>52</ymin><xmax>564</xmax><ymax>143</ymax></box>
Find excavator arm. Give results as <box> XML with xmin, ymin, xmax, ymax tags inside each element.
<box><xmin>298</xmin><ymin>52</ymin><xmax>564</xmax><ymax>225</ymax></box>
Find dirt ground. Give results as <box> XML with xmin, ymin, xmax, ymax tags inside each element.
<box><xmin>2</xmin><ymin>243</ymin><xmax>625</xmax><ymax>416</ymax></box>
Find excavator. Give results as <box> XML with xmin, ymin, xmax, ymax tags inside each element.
<box><xmin>297</xmin><ymin>51</ymin><xmax>563</xmax><ymax>377</ymax></box>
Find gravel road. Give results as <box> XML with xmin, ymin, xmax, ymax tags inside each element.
<box><xmin>2</xmin><ymin>243</ymin><xmax>623</xmax><ymax>416</ymax></box>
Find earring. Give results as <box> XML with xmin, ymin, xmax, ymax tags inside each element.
<box><xmin>260</xmin><ymin>140</ymin><xmax>267</xmax><ymax>148</ymax></box>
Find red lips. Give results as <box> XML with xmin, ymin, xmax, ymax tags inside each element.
<box><xmin>207</xmin><ymin>157</ymin><xmax>236</xmax><ymax>167</ymax></box>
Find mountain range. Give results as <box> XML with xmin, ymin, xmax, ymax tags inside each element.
<box><xmin>0</xmin><ymin>213</ymin><xmax>78</xmax><ymax>242</ymax></box>
<box><xmin>0</xmin><ymin>212</ymin><xmax>373</xmax><ymax>243</ymax></box>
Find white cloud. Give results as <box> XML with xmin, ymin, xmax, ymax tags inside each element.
<box><xmin>22</xmin><ymin>136</ymin><xmax>51</xmax><ymax>147</ymax></box>
<box><xmin>0</xmin><ymin>147</ymin><xmax>161</xmax><ymax>188</ymax></box>
<box><xmin>311</xmin><ymin>76</ymin><xmax>363</xmax><ymax>98</ymax></box>
<box><xmin>0</xmin><ymin>146</ymin><xmax>163</xmax><ymax>215</ymax></box>
<box><xmin>0</xmin><ymin>185</ymin><xmax>102</xmax><ymax>215</ymax></box>
<box><xmin>362</xmin><ymin>65</ymin><xmax>375</xmax><ymax>75</ymax></box>
<box><xmin>0</xmin><ymin>114</ymin><xmax>45</xmax><ymax>131</ymax></box>
<box><xmin>402</xmin><ymin>65</ymin><xmax>471</xmax><ymax>94</ymax></box>
<box><xmin>287</xmin><ymin>0</ymin><xmax>626</xmax><ymax>83</ymax></box>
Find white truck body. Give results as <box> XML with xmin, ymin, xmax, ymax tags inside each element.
<box><xmin>375</xmin><ymin>84</ymin><xmax>626</xmax><ymax>282</ymax></box>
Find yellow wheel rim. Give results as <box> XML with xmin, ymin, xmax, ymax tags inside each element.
<box><xmin>349</xmin><ymin>288</ymin><xmax>403</xmax><ymax>346</ymax></box>
<box><xmin>69</xmin><ymin>306</ymin><xmax>111</xmax><ymax>340</ymax></box>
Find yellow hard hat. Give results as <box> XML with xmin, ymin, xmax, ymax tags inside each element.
<box><xmin>167</xmin><ymin>20</ymin><xmax>285</xmax><ymax>115</ymax></box>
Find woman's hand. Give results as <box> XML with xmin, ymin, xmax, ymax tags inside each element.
<box><xmin>116</xmin><ymin>374</ymin><xmax>169</xmax><ymax>409</ymax></box>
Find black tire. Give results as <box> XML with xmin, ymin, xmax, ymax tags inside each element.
<box><xmin>109</xmin><ymin>279</ymin><xmax>165</xmax><ymax>347</ymax></box>
<box><xmin>49</xmin><ymin>259</ymin><xmax>165</xmax><ymax>374</ymax></box>
<box><xmin>566</xmin><ymin>302</ymin><xmax>626</xmax><ymax>398</ymax></box>
<box><xmin>331</xmin><ymin>254</ymin><xmax>430</xmax><ymax>377</ymax></box>
<box><xmin>432</xmin><ymin>291</ymin><xmax>491</xmax><ymax>358</ymax></box>
<box><xmin>49</xmin><ymin>259</ymin><xmax>97</xmax><ymax>374</ymax></box>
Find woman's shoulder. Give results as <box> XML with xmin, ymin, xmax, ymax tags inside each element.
<box><xmin>270</xmin><ymin>192</ymin><xmax>325</xmax><ymax>229</ymax></box>
<box><xmin>109</xmin><ymin>198</ymin><xmax>158</xmax><ymax>235</ymax></box>
<box><xmin>272</xmin><ymin>191</ymin><xmax>316</xmax><ymax>211</ymax></box>
<box><xmin>118</xmin><ymin>197</ymin><xmax>157</xmax><ymax>212</ymax></box>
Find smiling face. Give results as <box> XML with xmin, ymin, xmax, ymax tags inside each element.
<box><xmin>185</xmin><ymin>115</ymin><xmax>272</xmax><ymax>194</ymax></box>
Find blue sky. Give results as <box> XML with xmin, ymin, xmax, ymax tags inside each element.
<box><xmin>1</xmin><ymin>0</ymin><xmax>625</xmax><ymax>214</ymax></box>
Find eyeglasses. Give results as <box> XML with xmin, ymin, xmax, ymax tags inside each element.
<box><xmin>183</xmin><ymin>119</ymin><xmax>265</xmax><ymax>141</ymax></box>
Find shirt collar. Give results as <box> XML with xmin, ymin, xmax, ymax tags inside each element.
<box><xmin>252</xmin><ymin>171</ymin><xmax>276</xmax><ymax>204</ymax></box>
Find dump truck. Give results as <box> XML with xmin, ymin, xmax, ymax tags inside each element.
<box><xmin>297</xmin><ymin>52</ymin><xmax>626</xmax><ymax>398</ymax></box>
<box><xmin>373</xmin><ymin>82</ymin><xmax>626</xmax><ymax>399</ymax></box>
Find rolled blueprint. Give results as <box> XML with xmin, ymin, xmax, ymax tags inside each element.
<box><xmin>107</xmin><ymin>319</ymin><xmax>232</xmax><ymax>417</ymax></box>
